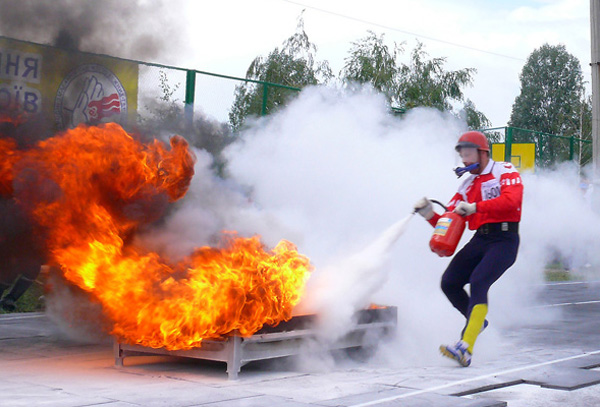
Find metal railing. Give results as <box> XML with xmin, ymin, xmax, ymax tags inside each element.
<box><xmin>2</xmin><ymin>36</ymin><xmax>592</xmax><ymax>170</ymax></box>
<box><xmin>482</xmin><ymin>126</ymin><xmax>593</xmax><ymax>168</ymax></box>
<box><xmin>182</xmin><ymin>68</ymin><xmax>301</xmax><ymax>123</ymax></box>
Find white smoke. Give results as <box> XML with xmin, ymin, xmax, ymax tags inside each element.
<box><xmin>135</xmin><ymin>149</ymin><xmax>299</xmax><ymax>260</ymax></box>
<box><xmin>44</xmin><ymin>267</ymin><xmax>111</xmax><ymax>344</ymax></box>
<box><xmin>490</xmin><ymin>163</ymin><xmax>600</xmax><ymax>325</ymax></box>
<box><xmin>293</xmin><ymin>215</ymin><xmax>414</xmax><ymax>340</ymax></box>
<box><xmin>140</xmin><ymin>84</ymin><xmax>600</xmax><ymax>369</ymax></box>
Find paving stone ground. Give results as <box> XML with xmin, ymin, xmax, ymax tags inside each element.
<box><xmin>2</xmin><ymin>281</ymin><xmax>600</xmax><ymax>407</ymax></box>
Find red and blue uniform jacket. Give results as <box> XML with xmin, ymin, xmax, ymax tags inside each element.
<box><xmin>429</xmin><ymin>160</ymin><xmax>523</xmax><ymax>230</ymax></box>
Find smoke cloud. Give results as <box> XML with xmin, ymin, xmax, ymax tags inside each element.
<box><xmin>149</xmin><ymin>84</ymin><xmax>600</xmax><ymax>368</ymax></box>
<box><xmin>0</xmin><ymin>0</ymin><xmax>184</xmax><ymax>61</ymax></box>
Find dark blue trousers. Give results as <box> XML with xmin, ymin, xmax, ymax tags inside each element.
<box><xmin>440</xmin><ymin>231</ymin><xmax>519</xmax><ymax>318</ymax></box>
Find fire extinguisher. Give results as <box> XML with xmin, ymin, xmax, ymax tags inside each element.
<box><xmin>428</xmin><ymin>199</ymin><xmax>466</xmax><ymax>257</ymax></box>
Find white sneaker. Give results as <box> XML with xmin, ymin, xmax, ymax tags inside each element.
<box><xmin>440</xmin><ymin>340</ymin><xmax>471</xmax><ymax>367</ymax></box>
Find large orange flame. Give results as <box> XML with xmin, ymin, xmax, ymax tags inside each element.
<box><xmin>2</xmin><ymin>121</ymin><xmax>312</xmax><ymax>350</ymax></box>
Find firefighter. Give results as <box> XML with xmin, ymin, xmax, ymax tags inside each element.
<box><xmin>414</xmin><ymin>131</ymin><xmax>523</xmax><ymax>367</ymax></box>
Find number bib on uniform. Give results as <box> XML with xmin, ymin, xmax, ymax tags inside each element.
<box><xmin>481</xmin><ymin>179</ymin><xmax>501</xmax><ymax>201</ymax></box>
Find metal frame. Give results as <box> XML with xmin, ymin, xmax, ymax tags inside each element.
<box><xmin>114</xmin><ymin>307</ymin><xmax>397</xmax><ymax>379</ymax></box>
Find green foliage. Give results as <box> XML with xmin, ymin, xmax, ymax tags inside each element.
<box><xmin>460</xmin><ymin>99</ymin><xmax>492</xmax><ymax>131</ymax></box>
<box><xmin>341</xmin><ymin>31</ymin><xmax>403</xmax><ymax>103</ymax></box>
<box><xmin>0</xmin><ymin>282</ymin><xmax>45</xmax><ymax>313</ymax></box>
<box><xmin>398</xmin><ymin>42</ymin><xmax>476</xmax><ymax>112</ymax></box>
<box><xmin>144</xmin><ymin>69</ymin><xmax>182</xmax><ymax>125</ymax></box>
<box><xmin>578</xmin><ymin>94</ymin><xmax>593</xmax><ymax>167</ymax></box>
<box><xmin>509</xmin><ymin>44</ymin><xmax>586</xmax><ymax>167</ymax></box>
<box><xmin>482</xmin><ymin>130</ymin><xmax>504</xmax><ymax>145</ymax></box>
<box><xmin>158</xmin><ymin>69</ymin><xmax>180</xmax><ymax>103</ymax></box>
<box><xmin>340</xmin><ymin>37</ymin><xmax>487</xmax><ymax>129</ymax></box>
<box><xmin>544</xmin><ymin>269</ymin><xmax>574</xmax><ymax>282</ymax></box>
<box><xmin>229</xmin><ymin>14</ymin><xmax>332</xmax><ymax>131</ymax></box>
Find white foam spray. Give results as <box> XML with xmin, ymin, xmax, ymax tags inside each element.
<box><xmin>294</xmin><ymin>215</ymin><xmax>414</xmax><ymax>340</ymax></box>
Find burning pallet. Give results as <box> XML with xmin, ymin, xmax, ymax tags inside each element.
<box><xmin>114</xmin><ymin>306</ymin><xmax>397</xmax><ymax>379</ymax></box>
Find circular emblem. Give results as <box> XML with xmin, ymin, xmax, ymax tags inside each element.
<box><xmin>54</xmin><ymin>64</ymin><xmax>128</xmax><ymax>129</ymax></box>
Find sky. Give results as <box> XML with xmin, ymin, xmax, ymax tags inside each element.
<box><xmin>178</xmin><ymin>0</ymin><xmax>592</xmax><ymax>127</ymax></box>
<box><xmin>0</xmin><ymin>0</ymin><xmax>591</xmax><ymax>127</ymax></box>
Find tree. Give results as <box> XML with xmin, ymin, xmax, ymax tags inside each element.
<box><xmin>340</xmin><ymin>31</ymin><xmax>403</xmax><ymax>103</ymax></box>
<box><xmin>578</xmin><ymin>94</ymin><xmax>593</xmax><ymax>168</ymax></box>
<box><xmin>460</xmin><ymin>99</ymin><xmax>492</xmax><ymax>132</ymax></box>
<box><xmin>509</xmin><ymin>44</ymin><xmax>585</xmax><ymax>166</ymax></box>
<box><xmin>340</xmin><ymin>37</ymin><xmax>488</xmax><ymax>129</ymax></box>
<box><xmin>398</xmin><ymin>42</ymin><xmax>477</xmax><ymax>112</ymax></box>
<box><xmin>229</xmin><ymin>14</ymin><xmax>332</xmax><ymax>131</ymax></box>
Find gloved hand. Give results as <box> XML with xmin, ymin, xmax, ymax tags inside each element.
<box><xmin>413</xmin><ymin>197</ymin><xmax>434</xmax><ymax>220</ymax></box>
<box><xmin>454</xmin><ymin>201</ymin><xmax>476</xmax><ymax>216</ymax></box>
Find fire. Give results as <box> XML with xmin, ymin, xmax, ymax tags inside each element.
<box><xmin>2</xmin><ymin>121</ymin><xmax>312</xmax><ymax>350</ymax></box>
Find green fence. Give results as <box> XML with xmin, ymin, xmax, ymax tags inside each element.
<box><xmin>183</xmin><ymin>69</ymin><xmax>301</xmax><ymax>123</ymax></box>
<box><xmin>1</xmin><ymin>36</ymin><xmax>593</xmax><ymax>171</ymax></box>
<box><xmin>482</xmin><ymin>126</ymin><xmax>593</xmax><ymax>169</ymax></box>
<box><xmin>0</xmin><ymin>35</ymin><xmax>300</xmax><ymax>134</ymax></box>
<box><xmin>134</xmin><ymin>63</ymin><xmax>303</xmax><ymax>172</ymax></box>
<box><xmin>137</xmin><ymin>62</ymin><xmax>301</xmax><ymax>127</ymax></box>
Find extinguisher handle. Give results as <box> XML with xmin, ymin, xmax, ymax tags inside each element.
<box><xmin>430</xmin><ymin>199</ymin><xmax>448</xmax><ymax>212</ymax></box>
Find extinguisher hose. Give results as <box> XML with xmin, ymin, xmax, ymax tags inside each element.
<box><xmin>430</xmin><ymin>199</ymin><xmax>448</xmax><ymax>212</ymax></box>
<box><xmin>412</xmin><ymin>199</ymin><xmax>448</xmax><ymax>215</ymax></box>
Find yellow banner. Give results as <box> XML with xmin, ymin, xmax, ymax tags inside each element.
<box><xmin>0</xmin><ymin>36</ymin><xmax>138</xmax><ymax>131</ymax></box>
<box><xmin>491</xmin><ymin>143</ymin><xmax>536</xmax><ymax>173</ymax></box>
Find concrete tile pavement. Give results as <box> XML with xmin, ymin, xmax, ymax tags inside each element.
<box><xmin>2</xmin><ymin>300</ymin><xmax>600</xmax><ymax>407</ymax></box>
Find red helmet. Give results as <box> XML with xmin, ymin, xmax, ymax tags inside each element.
<box><xmin>455</xmin><ymin>131</ymin><xmax>490</xmax><ymax>152</ymax></box>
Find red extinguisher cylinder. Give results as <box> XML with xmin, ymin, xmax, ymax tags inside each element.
<box><xmin>429</xmin><ymin>211</ymin><xmax>466</xmax><ymax>257</ymax></box>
